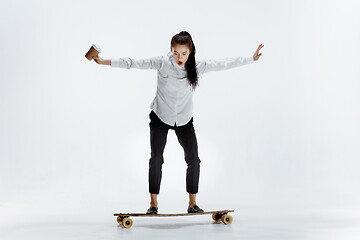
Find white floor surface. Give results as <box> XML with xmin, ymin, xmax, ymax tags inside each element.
<box><xmin>1</xmin><ymin>205</ymin><xmax>360</xmax><ymax>240</ymax></box>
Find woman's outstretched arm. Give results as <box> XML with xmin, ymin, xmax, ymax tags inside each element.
<box><xmin>93</xmin><ymin>55</ymin><xmax>163</xmax><ymax>70</ymax></box>
<box><xmin>197</xmin><ymin>44</ymin><xmax>264</xmax><ymax>75</ymax></box>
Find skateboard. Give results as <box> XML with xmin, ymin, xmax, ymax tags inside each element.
<box><xmin>114</xmin><ymin>209</ymin><xmax>234</xmax><ymax>228</ymax></box>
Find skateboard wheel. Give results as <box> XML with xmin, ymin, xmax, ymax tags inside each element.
<box><xmin>117</xmin><ymin>216</ymin><xmax>123</xmax><ymax>225</ymax></box>
<box><xmin>212</xmin><ymin>213</ymin><xmax>221</xmax><ymax>222</ymax></box>
<box><xmin>122</xmin><ymin>217</ymin><xmax>133</xmax><ymax>228</ymax></box>
<box><xmin>221</xmin><ymin>214</ymin><xmax>233</xmax><ymax>225</ymax></box>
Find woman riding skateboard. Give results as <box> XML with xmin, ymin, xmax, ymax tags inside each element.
<box><xmin>93</xmin><ymin>31</ymin><xmax>263</xmax><ymax>214</ymax></box>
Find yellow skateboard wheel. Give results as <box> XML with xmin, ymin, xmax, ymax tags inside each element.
<box><xmin>122</xmin><ymin>217</ymin><xmax>133</xmax><ymax>228</ymax></box>
<box><xmin>212</xmin><ymin>213</ymin><xmax>221</xmax><ymax>222</ymax></box>
<box><xmin>221</xmin><ymin>214</ymin><xmax>233</xmax><ymax>225</ymax></box>
<box><xmin>117</xmin><ymin>216</ymin><xmax>123</xmax><ymax>225</ymax></box>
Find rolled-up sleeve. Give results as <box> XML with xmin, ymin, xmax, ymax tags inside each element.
<box><xmin>196</xmin><ymin>56</ymin><xmax>254</xmax><ymax>75</ymax></box>
<box><xmin>111</xmin><ymin>55</ymin><xmax>163</xmax><ymax>70</ymax></box>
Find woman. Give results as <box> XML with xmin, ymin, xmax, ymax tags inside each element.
<box><xmin>93</xmin><ymin>31</ymin><xmax>264</xmax><ymax>214</ymax></box>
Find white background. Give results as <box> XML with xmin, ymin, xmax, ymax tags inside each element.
<box><xmin>1</xmin><ymin>0</ymin><xmax>360</xmax><ymax>237</ymax></box>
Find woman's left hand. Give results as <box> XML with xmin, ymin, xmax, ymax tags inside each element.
<box><xmin>253</xmin><ymin>44</ymin><xmax>264</xmax><ymax>61</ymax></box>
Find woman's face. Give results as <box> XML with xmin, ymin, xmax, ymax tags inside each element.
<box><xmin>172</xmin><ymin>44</ymin><xmax>191</xmax><ymax>66</ymax></box>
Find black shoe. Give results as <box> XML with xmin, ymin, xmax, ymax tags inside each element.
<box><xmin>146</xmin><ymin>206</ymin><xmax>158</xmax><ymax>214</ymax></box>
<box><xmin>188</xmin><ymin>205</ymin><xmax>204</xmax><ymax>213</ymax></box>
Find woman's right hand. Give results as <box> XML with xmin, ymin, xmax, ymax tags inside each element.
<box><xmin>92</xmin><ymin>55</ymin><xmax>103</xmax><ymax>64</ymax></box>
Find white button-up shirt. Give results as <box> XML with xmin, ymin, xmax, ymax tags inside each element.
<box><xmin>111</xmin><ymin>52</ymin><xmax>254</xmax><ymax>126</ymax></box>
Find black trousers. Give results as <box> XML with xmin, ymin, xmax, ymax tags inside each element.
<box><xmin>148</xmin><ymin>111</ymin><xmax>201</xmax><ymax>194</ymax></box>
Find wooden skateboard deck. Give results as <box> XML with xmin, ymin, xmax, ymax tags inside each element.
<box><xmin>114</xmin><ymin>209</ymin><xmax>234</xmax><ymax>228</ymax></box>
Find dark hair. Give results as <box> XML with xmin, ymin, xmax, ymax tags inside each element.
<box><xmin>170</xmin><ymin>31</ymin><xmax>198</xmax><ymax>90</ymax></box>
